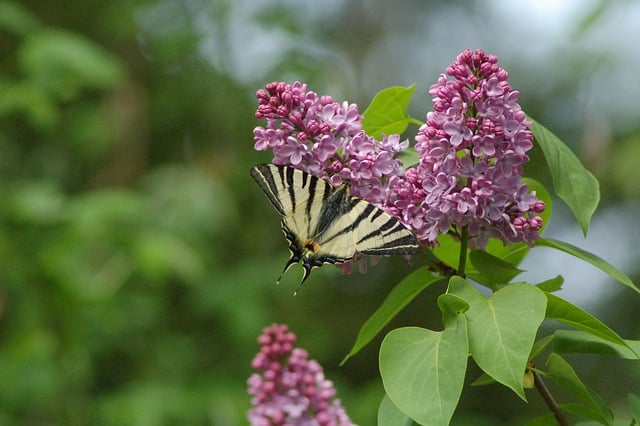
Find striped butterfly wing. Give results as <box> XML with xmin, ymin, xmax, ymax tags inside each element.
<box><xmin>348</xmin><ymin>199</ymin><xmax>421</xmax><ymax>256</ymax></box>
<box><xmin>250</xmin><ymin>164</ymin><xmax>419</xmax><ymax>287</ymax></box>
<box><xmin>250</xmin><ymin>163</ymin><xmax>332</xmax><ymax>218</ymax></box>
<box><xmin>251</xmin><ymin>164</ymin><xmax>340</xmax><ymax>278</ymax></box>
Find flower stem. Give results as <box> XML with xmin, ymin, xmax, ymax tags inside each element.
<box><xmin>534</xmin><ymin>370</ymin><xmax>569</xmax><ymax>426</ymax></box>
<box><xmin>457</xmin><ymin>226</ymin><xmax>468</xmax><ymax>275</ymax></box>
<box><xmin>408</xmin><ymin>117</ymin><xmax>425</xmax><ymax>127</ymax></box>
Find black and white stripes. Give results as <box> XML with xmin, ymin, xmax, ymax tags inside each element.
<box><xmin>250</xmin><ymin>164</ymin><xmax>420</xmax><ymax>286</ymax></box>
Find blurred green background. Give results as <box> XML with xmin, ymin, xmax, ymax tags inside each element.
<box><xmin>1</xmin><ymin>0</ymin><xmax>639</xmax><ymax>424</ymax></box>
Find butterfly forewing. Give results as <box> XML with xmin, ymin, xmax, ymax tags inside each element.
<box><xmin>250</xmin><ymin>163</ymin><xmax>333</xmax><ymax>217</ymax></box>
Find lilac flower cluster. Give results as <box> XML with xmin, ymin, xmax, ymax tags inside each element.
<box><xmin>385</xmin><ymin>49</ymin><xmax>545</xmax><ymax>247</ymax></box>
<box><xmin>254</xmin><ymin>81</ymin><xmax>408</xmax><ymax>205</ymax></box>
<box><xmin>252</xmin><ymin>49</ymin><xmax>545</xmax><ymax>248</ymax></box>
<box><xmin>247</xmin><ymin>323</ymin><xmax>353</xmax><ymax>426</ymax></box>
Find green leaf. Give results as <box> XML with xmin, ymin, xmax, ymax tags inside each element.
<box><xmin>545</xmin><ymin>292</ymin><xmax>627</xmax><ymax>346</ymax></box>
<box><xmin>448</xmin><ymin>277</ymin><xmax>547</xmax><ymax>400</ymax></box>
<box><xmin>432</xmin><ymin>234</ymin><xmax>464</xmax><ymax>272</ymax></box>
<box><xmin>553</xmin><ymin>330</ymin><xmax>640</xmax><ymax>359</ymax></box>
<box><xmin>529</xmin><ymin>119</ymin><xmax>600</xmax><ymax>235</ymax></box>
<box><xmin>545</xmin><ymin>353</ymin><xmax>614</xmax><ymax>425</ymax></box>
<box><xmin>470</xmin><ymin>373</ymin><xmax>496</xmax><ymax>387</ymax></box>
<box><xmin>399</xmin><ymin>146</ymin><xmax>419</xmax><ymax>168</ymax></box>
<box><xmin>437</xmin><ymin>293</ymin><xmax>469</xmax><ymax>316</ymax></box>
<box><xmin>380</xmin><ymin>319</ymin><xmax>468</xmax><ymax>426</ymax></box>
<box><xmin>362</xmin><ymin>85</ymin><xmax>415</xmax><ymax>139</ymax></box>
<box><xmin>535</xmin><ymin>238</ymin><xmax>640</xmax><ymax>295</ymax></box>
<box><xmin>558</xmin><ymin>403</ymin><xmax>611</xmax><ymax>423</ymax></box>
<box><xmin>534</xmin><ymin>275</ymin><xmax>564</xmax><ymax>292</ymax></box>
<box><xmin>486</xmin><ymin>239</ymin><xmax>531</xmax><ymax>267</ymax></box>
<box><xmin>341</xmin><ymin>269</ymin><xmax>444</xmax><ymax>364</ymax></box>
<box><xmin>378</xmin><ymin>394</ymin><xmax>414</xmax><ymax>426</ymax></box>
<box><xmin>433</xmin><ymin>236</ymin><xmax>531</xmax><ymax>282</ymax></box>
<box><xmin>628</xmin><ymin>393</ymin><xmax>640</xmax><ymax>423</ymax></box>
<box><xmin>531</xmin><ymin>334</ymin><xmax>555</xmax><ymax>358</ymax></box>
<box><xmin>474</xmin><ymin>334</ymin><xmax>552</xmax><ymax>389</ymax></box>
<box><xmin>467</xmin><ymin>250</ymin><xmax>524</xmax><ymax>289</ymax></box>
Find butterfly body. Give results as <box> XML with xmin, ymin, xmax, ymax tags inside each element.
<box><xmin>250</xmin><ymin>164</ymin><xmax>419</xmax><ymax>286</ymax></box>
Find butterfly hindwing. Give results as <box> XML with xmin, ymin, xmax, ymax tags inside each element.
<box><xmin>250</xmin><ymin>163</ymin><xmax>419</xmax><ymax>286</ymax></box>
<box><xmin>291</xmin><ymin>186</ymin><xmax>359</xmax><ymax>263</ymax></box>
<box><xmin>349</xmin><ymin>199</ymin><xmax>420</xmax><ymax>256</ymax></box>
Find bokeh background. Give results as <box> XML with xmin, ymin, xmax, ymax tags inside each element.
<box><xmin>1</xmin><ymin>0</ymin><xmax>639</xmax><ymax>424</ymax></box>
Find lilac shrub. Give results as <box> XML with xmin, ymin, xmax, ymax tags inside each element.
<box><xmin>247</xmin><ymin>323</ymin><xmax>354</xmax><ymax>426</ymax></box>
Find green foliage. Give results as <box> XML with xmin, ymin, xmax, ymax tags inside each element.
<box><xmin>545</xmin><ymin>353</ymin><xmax>614</xmax><ymax>424</ymax></box>
<box><xmin>0</xmin><ymin>3</ymin><xmax>260</xmax><ymax>424</ymax></box>
<box><xmin>0</xmin><ymin>1</ymin><xmax>41</xmax><ymax>36</ymax></box>
<box><xmin>380</xmin><ymin>319</ymin><xmax>468</xmax><ymax>426</ymax></box>
<box><xmin>449</xmin><ymin>277</ymin><xmax>546</xmax><ymax>400</ymax></box>
<box><xmin>361</xmin><ymin>85</ymin><xmax>416</xmax><ymax>139</ymax></box>
<box><xmin>545</xmin><ymin>293</ymin><xmax>629</xmax><ymax>348</ymax></box>
<box><xmin>628</xmin><ymin>393</ymin><xmax>640</xmax><ymax>423</ymax></box>
<box><xmin>529</xmin><ymin>119</ymin><xmax>600</xmax><ymax>236</ymax></box>
<box><xmin>18</xmin><ymin>29</ymin><xmax>126</xmax><ymax>99</ymax></box>
<box><xmin>535</xmin><ymin>238</ymin><xmax>640</xmax><ymax>294</ymax></box>
<box><xmin>378</xmin><ymin>394</ymin><xmax>414</xmax><ymax>426</ymax></box>
<box><xmin>525</xmin><ymin>413</ymin><xmax>561</xmax><ymax>426</ymax></box>
<box><xmin>342</xmin><ymin>269</ymin><xmax>445</xmax><ymax>364</ymax></box>
<box><xmin>553</xmin><ymin>330</ymin><xmax>640</xmax><ymax>359</ymax></box>
<box><xmin>467</xmin><ymin>249</ymin><xmax>524</xmax><ymax>289</ymax></box>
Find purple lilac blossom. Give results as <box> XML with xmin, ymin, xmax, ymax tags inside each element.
<box><xmin>247</xmin><ymin>323</ymin><xmax>354</xmax><ymax>426</ymax></box>
<box><xmin>254</xmin><ymin>81</ymin><xmax>408</xmax><ymax>206</ymax></box>
<box><xmin>385</xmin><ymin>49</ymin><xmax>545</xmax><ymax>247</ymax></box>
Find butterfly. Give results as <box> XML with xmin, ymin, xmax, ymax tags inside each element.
<box><xmin>250</xmin><ymin>164</ymin><xmax>420</xmax><ymax>287</ymax></box>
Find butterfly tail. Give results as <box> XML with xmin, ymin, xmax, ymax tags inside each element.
<box><xmin>276</xmin><ymin>256</ymin><xmax>299</xmax><ymax>285</ymax></box>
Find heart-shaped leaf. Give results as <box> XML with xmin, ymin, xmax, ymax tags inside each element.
<box><xmin>380</xmin><ymin>319</ymin><xmax>468</xmax><ymax>426</ymax></box>
<box><xmin>448</xmin><ymin>277</ymin><xmax>546</xmax><ymax>400</ymax></box>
